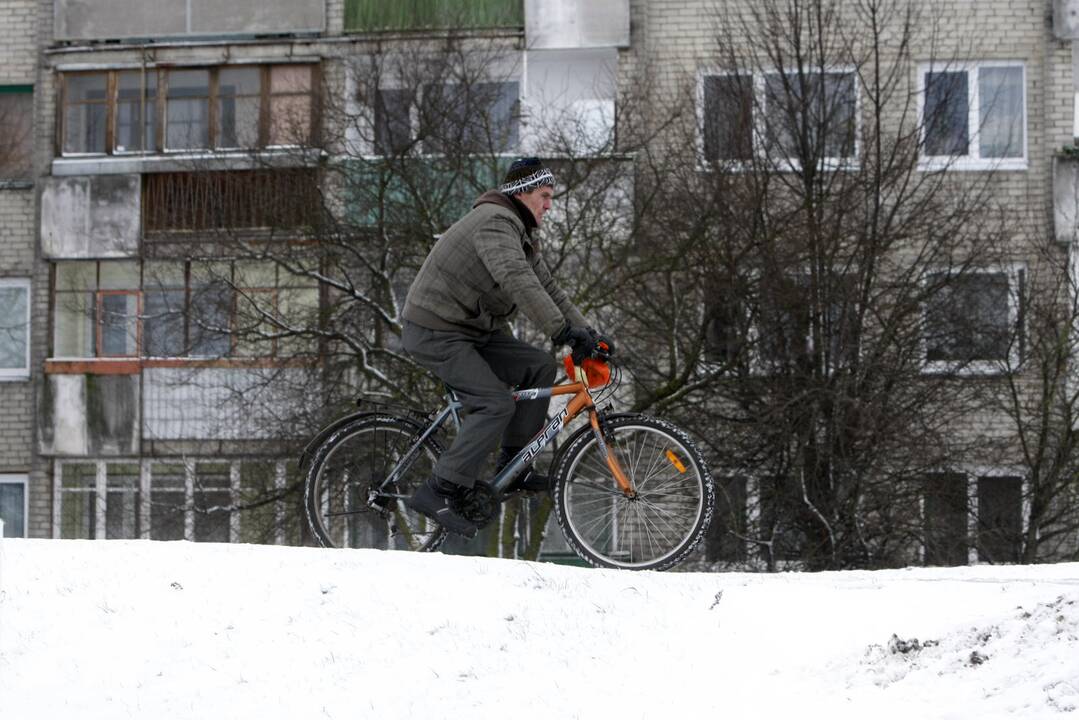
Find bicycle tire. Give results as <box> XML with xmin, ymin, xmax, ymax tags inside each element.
<box><xmin>304</xmin><ymin>414</ymin><xmax>448</xmax><ymax>552</ymax></box>
<box><xmin>552</xmin><ymin>415</ymin><xmax>714</xmax><ymax>571</ymax></box>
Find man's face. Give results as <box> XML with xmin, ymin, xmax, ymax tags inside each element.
<box><xmin>517</xmin><ymin>186</ymin><xmax>554</xmax><ymax>226</ymax></box>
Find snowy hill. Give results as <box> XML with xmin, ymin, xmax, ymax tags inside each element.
<box><xmin>0</xmin><ymin>540</ymin><xmax>1077</xmax><ymax>719</ymax></box>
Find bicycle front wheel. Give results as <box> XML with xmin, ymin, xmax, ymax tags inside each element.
<box><xmin>552</xmin><ymin>415</ymin><xmax>714</xmax><ymax>571</ymax></box>
<box><xmin>304</xmin><ymin>415</ymin><xmax>448</xmax><ymax>552</ymax></box>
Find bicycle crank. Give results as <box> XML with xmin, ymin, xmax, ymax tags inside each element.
<box><xmin>454</xmin><ymin>480</ymin><xmax>500</xmax><ymax>528</ymax></box>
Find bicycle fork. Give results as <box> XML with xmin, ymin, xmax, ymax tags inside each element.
<box><xmin>588</xmin><ymin>409</ymin><xmax>635</xmax><ymax>496</ymax></box>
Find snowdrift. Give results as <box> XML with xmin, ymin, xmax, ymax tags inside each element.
<box><xmin>1</xmin><ymin>539</ymin><xmax>1076</xmax><ymax>719</ymax></box>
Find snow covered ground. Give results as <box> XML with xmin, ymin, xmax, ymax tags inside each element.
<box><xmin>0</xmin><ymin>539</ymin><xmax>1076</xmax><ymax>720</ymax></box>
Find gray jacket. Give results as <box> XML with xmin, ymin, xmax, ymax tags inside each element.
<box><xmin>402</xmin><ymin>191</ymin><xmax>587</xmax><ymax>338</ymax></box>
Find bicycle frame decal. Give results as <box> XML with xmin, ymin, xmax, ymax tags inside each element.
<box><xmin>524</xmin><ymin>409</ymin><xmax>568</xmax><ymax>462</ymax></box>
<box><xmin>491</xmin><ymin>408</ymin><xmax>567</xmax><ymax>493</ymax></box>
<box><xmin>511</xmin><ymin>388</ymin><xmax>552</xmax><ymax>402</ymax></box>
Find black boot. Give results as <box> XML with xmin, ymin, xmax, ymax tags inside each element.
<box><xmin>406</xmin><ymin>476</ymin><xmax>478</xmax><ymax>538</ymax></box>
<box><xmin>495</xmin><ymin>447</ymin><xmax>551</xmax><ymax>493</ymax></box>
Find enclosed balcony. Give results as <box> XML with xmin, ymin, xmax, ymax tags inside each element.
<box><xmin>344</xmin><ymin>0</ymin><xmax>524</xmax><ymax>33</ymax></box>
<box><xmin>54</xmin><ymin>0</ymin><xmax>324</xmax><ymax>42</ymax></box>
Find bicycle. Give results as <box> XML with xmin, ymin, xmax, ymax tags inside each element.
<box><xmin>301</xmin><ymin>351</ymin><xmax>715</xmax><ymax>571</ymax></box>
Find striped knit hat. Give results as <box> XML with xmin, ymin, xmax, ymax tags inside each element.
<box><xmin>499</xmin><ymin>157</ymin><xmax>555</xmax><ymax>195</ymax></box>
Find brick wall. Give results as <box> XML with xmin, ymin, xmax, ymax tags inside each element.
<box><xmin>0</xmin><ymin>0</ymin><xmax>38</xmax><ymax>82</ymax></box>
<box><xmin>0</xmin><ymin>0</ymin><xmax>43</xmax><ymax>536</ymax></box>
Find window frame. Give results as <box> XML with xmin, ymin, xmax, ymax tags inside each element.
<box><xmin>0</xmin><ymin>277</ymin><xmax>31</xmax><ymax>380</ymax></box>
<box><xmin>52</xmin><ymin>458</ymin><xmax>297</xmax><ymax>544</ymax></box>
<box><xmin>50</xmin><ymin>259</ymin><xmax>318</xmax><ymax>363</ymax></box>
<box><xmin>917</xmin><ymin>61</ymin><xmax>1028</xmax><ymax>171</ymax></box>
<box><xmin>52</xmin><ymin>261</ymin><xmax>140</xmax><ymax>361</ymax></box>
<box><xmin>696</xmin><ymin>65</ymin><xmax>861</xmax><ymax>172</ymax></box>
<box><xmin>0</xmin><ymin>473</ymin><xmax>29</xmax><ymax>538</ymax></box>
<box><xmin>354</xmin><ymin>78</ymin><xmax>522</xmax><ymax>159</ymax></box>
<box><xmin>921</xmin><ymin>264</ymin><xmax>1024</xmax><ymax>375</ymax></box>
<box><xmin>702</xmin><ymin>270</ymin><xmax>862</xmax><ymax>376</ymax></box>
<box><xmin>58</xmin><ymin>63</ymin><xmax>318</xmax><ymax>158</ymax></box>
<box><xmin>59</xmin><ymin>72</ymin><xmax>110</xmax><ymax>157</ymax></box>
<box><xmin>96</xmin><ymin>289</ymin><xmax>142</xmax><ymax>358</ymax></box>
<box><xmin>113</xmin><ymin>70</ymin><xmax>157</xmax><ymax>155</ymax></box>
<box><xmin>974</xmin><ymin>471</ymin><xmax>1024</xmax><ymax>564</ymax></box>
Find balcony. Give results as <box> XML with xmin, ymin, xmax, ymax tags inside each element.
<box><xmin>54</xmin><ymin>0</ymin><xmax>324</xmax><ymax>42</ymax></box>
<box><xmin>525</xmin><ymin>0</ymin><xmax>629</xmax><ymax>50</ymax></box>
<box><xmin>345</xmin><ymin>0</ymin><xmax>523</xmax><ymax>33</ymax></box>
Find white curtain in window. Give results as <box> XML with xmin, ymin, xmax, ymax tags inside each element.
<box><xmin>979</xmin><ymin>66</ymin><xmax>1023</xmax><ymax>159</ymax></box>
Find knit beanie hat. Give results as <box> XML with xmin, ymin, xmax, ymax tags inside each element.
<box><xmin>499</xmin><ymin>157</ymin><xmax>555</xmax><ymax>195</ymax></box>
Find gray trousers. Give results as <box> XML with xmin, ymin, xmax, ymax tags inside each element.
<box><xmin>402</xmin><ymin>321</ymin><xmax>559</xmax><ymax>488</ymax></box>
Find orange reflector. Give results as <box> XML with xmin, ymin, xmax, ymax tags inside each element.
<box><xmin>665</xmin><ymin>450</ymin><xmax>687</xmax><ymax>473</ymax></box>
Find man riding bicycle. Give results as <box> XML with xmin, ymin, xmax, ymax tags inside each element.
<box><xmin>401</xmin><ymin>157</ymin><xmax>613</xmax><ymax>538</ymax></box>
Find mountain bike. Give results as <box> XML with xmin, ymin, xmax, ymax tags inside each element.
<box><xmin>301</xmin><ymin>352</ymin><xmax>714</xmax><ymax>571</ymax></box>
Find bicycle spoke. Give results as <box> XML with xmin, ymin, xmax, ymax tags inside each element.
<box><xmin>308</xmin><ymin>418</ymin><xmax>445</xmax><ymax>552</ymax></box>
<box><xmin>558</xmin><ymin>419</ymin><xmax>712</xmax><ymax>570</ymax></box>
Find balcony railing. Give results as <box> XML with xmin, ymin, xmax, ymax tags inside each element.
<box><xmin>345</xmin><ymin>0</ymin><xmax>523</xmax><ymax>33</ymax></box>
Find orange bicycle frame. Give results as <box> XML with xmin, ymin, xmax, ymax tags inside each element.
<box><xmin>490</xmin><ymin>377</ymin><xmax>634</xmax><ymax>496</ymax></box>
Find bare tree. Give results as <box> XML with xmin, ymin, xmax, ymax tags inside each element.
<box><xmin>609</xmin><ymin>0</ymin><xmax>1022</xmax><ymax>570</ymax></box>
<box><xmin>976</xmin><ymin>226</ymin><xmax>1079</xmax><ymax>563</ymax></box>
<box><xmin>140</xmin><ymin>35</ymin><xmax>661</xmax><ymax>556</ymax></box>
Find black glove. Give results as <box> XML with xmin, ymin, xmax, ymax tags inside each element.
<box><xmin>591</xmin><ymin>331</ymin><xmax>615</xmax><ymax>360</ymax></box>
<box><xmin>553</xmin><ymin>324</ymin><xmax>596</xmax><ymax>364</ymax></box>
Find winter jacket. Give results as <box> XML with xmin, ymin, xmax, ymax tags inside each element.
<box><xmin>402</xmin><ymin>190</ymin><xmax>587</xmax><ymax>338</ymax></box>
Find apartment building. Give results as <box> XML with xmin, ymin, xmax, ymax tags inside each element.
<box><xmin>4</xmin><ymin>0</ymin><xmax>1079</xmax><ymax>568</ymax></box>
<box><xmin>624</xmin><ymin>0</ymin><xmax>1079</xmax><ymax>567</ymax></box>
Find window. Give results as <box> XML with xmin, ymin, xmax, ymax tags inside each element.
<box><xmin>0</xmin><ymin>474</ymin><xmax>28</xmax><ymax>538</ymax></box>
<box><xmin>976</xmin><ymin>475</ymin><xmax>1022</xmax><ymax>563</ymax></box>
<box><xmin>60</xmin><ymin>64</ymin><xmax>316</xmax><ymax>156</ymax></box>
<box><xmin>217</xmin><ymin>67</ymin><xmax>260</xmax><ymax>149</ymax></box>
<box><xmin>166</xmin><ymin>69</ymin><xmax>210</xmax><ymax>150</ymax></box>
<box><xmin>702</xmin><ymin>74</ymin><xmax>753</xmax><ymax>162</ymax></box>
<box><xmin>105</xmin><ymin>463</ymin><xmax>141</xmax><ymax>539</ymax></box>
<box><xmin>923</xmin><ymin>473</ymin><xmax>968</xmax><ymax>566</ymax></box>
<box><xmin>0</xmin><ymin>278</ymin><xmax>31</xmax><ymax>379</ymax></box>
<box><xmin>269</xmin><ymin>66</ymin><xmax>315</xmax><ymax>147</ymax></box>
<box><xmin>371</xmin><ymin>81</ymin><xmax>520</xmax><ymax>156</ymax></box>
<box><xmin>920</xmin><ymin>63</ymin><xmax>1026</xmax><ymax>169</ymax></box>
<box><xmin>59</xmin><ymin>462</ymin><xmax>98</xmax><ymax>539</ymax></box>
<box><xmin>115</xmin><ymin>71</ymin><xmax>156</xmax><ymax>153</ymax></box>
<box><xmin>62</xmin><ymin>74</ymin><xmax>107</xmax><ymax>154</ymax></box>
<box><xmin>193</xmin><ymin>463</ymin><xmax>232</xmax><ymax>542</ymax></box>
<box><xmin>924</xmin><ymin>269</ymin><xmax>1022</xmax><ymax>371</ymax></box>
<box><xmin>56</xmin><ymin>458</ymin><xmax>293</xmax><ymax>544</ymax></box>
<box><xmin>52</xmin><ymin>259</ymin><xmax>318</xmax><ymax>361</ymax></box>
<box><xmin>374</xmin><ymin>88</ymin><xmax>414</xmax><ymax>155</ymax></box>
<box><xmin>704</xmin><ymin>279</ymin><xmax>746</xmax><ymax>366</ymax></box>
<box><xmin>700</xmin><ymin>69</ymin><xmax>857</xmax><ymax>167</ymax></box>
<box><xmin>0</xmin><ymin>85</ymin><xmax>33</xmax><ymax>180</ymax></box>
<box><xmin>53</xmin><ymin>261</ymin><xmax>139</xmax><ymax>358</ymax></box>
<box><xmin>705</xmin><ymin>273</ymin><xmax>859</xmax><ymax>373</ymax></box>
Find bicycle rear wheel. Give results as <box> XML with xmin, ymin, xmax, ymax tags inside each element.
<box><xmin>304</xmin><ymin>415</ymin><xmax>448</xmax><ymax>552</ymax></box>
<box><xmin>552</xmin><ymin>415</ymin><xmax>714</xmax><ymax>571</ymax></box>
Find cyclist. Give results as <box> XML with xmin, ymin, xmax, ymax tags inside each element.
<box><xmin>401</xmin><ymin>157</ymin><xmax>612</xmax><ymax>537</ymax></box>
